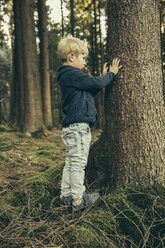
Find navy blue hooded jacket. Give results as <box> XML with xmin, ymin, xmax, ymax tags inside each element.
<box><xmin>57</xmin><ymin>65</ymin><xmax>116</xmax><ymax>127</ymax></box>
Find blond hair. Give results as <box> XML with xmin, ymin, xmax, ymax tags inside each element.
<box><xmin>57</xmin><ymin>36</ymin><xmax>88</xmax><ymax>61</ymax></box>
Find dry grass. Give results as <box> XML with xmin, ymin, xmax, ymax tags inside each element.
<box><xmin>0</xmin><ymin>182</ymin><xmax>164</xmax><ymax>248</ymax></box>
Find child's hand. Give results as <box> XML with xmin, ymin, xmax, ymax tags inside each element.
<box><xmin>109</xmin><ymin>58</ymin><xmax>122</xmax><ymax>74</ymax></box>
<box><xmin>103</xmin><ymin>62</ymin><xmax>109</xmax><ymax>74</ymax></box>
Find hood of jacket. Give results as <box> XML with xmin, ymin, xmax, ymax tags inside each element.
<box><xmin>58</xmin><ymin>65</ymin><xmax>79</xmax><ymax>81</ymax></box>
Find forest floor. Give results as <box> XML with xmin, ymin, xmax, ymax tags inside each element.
<box><xmin>0</xmin><ymin>125</ymin><xmax>165</xmax><ymax>248</ymax></box>
<box><xmin>0</xmin><ymin>126</ymin><xmax>65</xmax><ymax>189</ymax></box>
<box><xmin>0</xmin><ymin>125</ymin><xmax>101</xmax><ymax>191</ymax></box>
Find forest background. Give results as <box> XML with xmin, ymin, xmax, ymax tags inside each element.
<box><xmin>0</xmin><ymin>0</ymin><xmax>165</xmax><ymax>247</ymax></box>
<box><xmin>0</xmin><ymin>0</ymin><xmax>164</xmax><ymax>131</ymax></box>
<box><xmin>0</xmin><ymin>0</ymin><xmax>117</xmax><ymax>130</ymax></box>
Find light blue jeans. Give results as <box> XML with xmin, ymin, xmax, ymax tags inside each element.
<box><xmin>61</xmin><ymin>123</ymin><xmax>91</xmax><ymax>201</ymax></box>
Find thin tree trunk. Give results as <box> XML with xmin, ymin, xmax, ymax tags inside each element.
<box><xmin>61</xmin><ymin>0</ymin><xmax>64</xmax><ymax>37</ymax></box>
<box><xmin>13</xmin><ymin>0</ymin><xmax>24</xmax><ymax>126</ymax></box>
<box><xmin>160</xmin><ymin>2</ymin><xmax>165</xmax><ymax>101</ymax></box>
<box><xmin>93</xmin><ymin>0</ymin><xmax>103</xmax><ymax>128</ymax></box>
<box><xmin>93</xmin><ymin>0</ymin><xmax>99</xmax><ymax>76</ymax></box>
<box><xmin>0</xmin><ymin>103</ymin><xmax>2</xmax><ymax>124</ymax></box>
<box><xmin>90</xmin><ymin>23</ymin><xmax>95</xmax><ymax>76</ymax></box>
<box><xmin>98</xmin><ymin>0</ymin><xmax>104</xmax><ymax>73</ymax></box>
<box><xmin>98</xmin><ymin>3</ymin><xmax>105</xmax><ymax>128</ymax></box>
<box><xmin>70</xmin><ymin>0</ymin><xmax>74</xmax><ymax>36</ymax></box>
<box><xmin>19</xmin><ymin>0</ymin><xmax>43</xmax><ymax>134</ymax></box>
<box><xmin>38</xmin><ymin>0</ymin><xmax>53</xmax><ymax>128</ymax></box>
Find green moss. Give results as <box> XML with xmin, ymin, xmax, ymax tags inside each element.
<box><xmin>24</xmin><ymin>162</ymin><xmax>64</xmax><ymax>183</ymax></box>
<box><xmin>37</xmin><ymin>144</ymin><xmax>55</xmax><ymax>150</ymax></box>
<box><xmin>32</xmin><ymin>127</ymin><xmax>46</xmax><ymax>138</ymax></box>
<box><xmin>91</xmin><ymin>128</ymin><xmax>102</xmax><ymax>145</ymax></box>
<box><xmin>16</xmin><ymin>132</ymin><xmax>30</xmax><ymax>138</ymax></box>
<box><xmin>36</xmin><ymin>150</ymin><xmax>58</xmax><ymax>162</ymax></box>
<box><xmin>52</xmin><ymin>139</ymin><xmax>60</xmax><ymax>144</ymax></box>
<box><xmin>1</xmin><ymin>163</ymin><xmax>64</xmax><ymax>216</ymax></box>
<box><xmin>37</xmin><ymin>150</ymin><xmax>52</xmax><ymax>156</ymax></box>
<box><xmin>0</xmin><ymin>153</ymin><xmax>14</xmax><ymax>163</ymax></box>
<box><xmin>153</xmin><ymin>182</ymin><xmax>165</xmax><ymax>195</ymax></box>
<box><xmin>0</xmin><ymin>168</ymin><xmax>5</xmax><ymax>174</ymax></box>
<box><xmin>0</xmin><ymin>142</ymin><xmax>15</xmax><ymax>151</ymax></box>
<box><xmin>0</xmin><ymin>126</ymin><xmax>8</xmax><ymax>132</ymax></box>
<box><xmin>0</xmin><ymin>211</ymin><xmax>10</xmax><ymax>229</ymax></box>
<box><xmin>75</xmin><ymin>207</ymin><xmax>117</xmax><ymax>247</ymax></box>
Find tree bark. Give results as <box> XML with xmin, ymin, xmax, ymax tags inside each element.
<box><xmin>19</xmin><ymin>0</ymin><xmax>43</xmax><ymax>134</ymax></box>
<box><xmin>61</xmin><ymin>0</ymin><xmax>64</xmax><ymax>37</ymax></box>
<box><xmin>98</xmin><ymin>0</ymin><xmax>104</xmax><ymax>73</ymax></box>
<box><xmin>70</xmin><ymin>0</ymin><xmax>74</xmax><ymax>36</ymax></box>
<box><xmin>93</xmin><ymin>0</ymin><xmax>99</xmax><ymax>76</ymax></box>
<box><xmin>13</xmin><ymin>0</ymin><xmax>24</xmax><ymax>126</ymax></box>
<box><xmin>90</xmin><ymin>23</ymin><xmax>95</xmax><ymax>76</ymax></box>
<box><xmin>88</xmin><ymin>0</ymin><xmax>165</xmax><ymax>187</ymax></box>
<box><xmin>93</xmin><ymin>0</ymin><xmax>104</xmax><ymax>128</ymax></box>
<box><xmin>160</xmin><ymin>1</ymin><xmax>165</xmax><ymax>101</ymax></box>
<box><xmin>38</xmin><ymin>0</ymin><xmax>53</xmax><ymax>128</ymax></box>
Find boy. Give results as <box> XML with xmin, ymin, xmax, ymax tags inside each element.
<box><xmin>57</xmin><ymin>36</ymin><xmax>122</xmax><ymax>210</ymax></box>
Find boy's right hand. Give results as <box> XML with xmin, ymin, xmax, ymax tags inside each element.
<box><xmin>109</xmin><ymin>58</ymin><xmax>122</xmax><ymax>74</ymax></box>
<box><xmin>103</xmin><ymin>58</ymin><xmax>122</xmax><ymax>75</ymax></box>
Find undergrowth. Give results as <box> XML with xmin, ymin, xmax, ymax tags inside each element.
<box><xmin>0</xmin><ymin>126</ymin><xmax>164</xmax><ymax>247</ymax></box>
<box><xmin>0</xmin><ymin>164</ymin><xmax>164</xmax><ymax>248</ymax></box>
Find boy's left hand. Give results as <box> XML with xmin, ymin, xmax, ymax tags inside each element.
<box><xmin>103</xmin><ymin>62</ymin><xmax>109</xmax><ymax>74</ymax></box>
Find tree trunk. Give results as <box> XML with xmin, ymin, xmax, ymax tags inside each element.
<box><xmin>19</xmin><ymin>0</ymin><xmax>43</xmax><ymax>134</ymax></box>
<box><xmin>38</xmin><ymin>0</ymin><xmax>53</xmax><ymax>128</ymax></box>
<box><xmin>93</xmin><ymin>0</ymin><xmax>104</xmax><ymax>128</ymax></box>
<box><xmin>0</xmin><ymin>102</ymin><xmax>2</xmax><ymax>124</ymax></box>
<box><xmin>98</xmin><ymin>0</ymin><xmax>104</xmax><ymax>73</ymax></box>
<box><xmin>88</xmin><ymin>0</ymin><xmax>165</xmax><ymax>187</ymax></box>
<box><xmin>93</xmin><ymin>0</ymin><xmax>99</xmax><ymax>76</ymax></box>
<box><xmin>12</xmin><ymin>0</ymin><xmax>24</xmax><ymax>126</ymax></box>
<box><xmin>70</xmin><ymin>0</ymin><xmax>74</xmax><ymax>36</ymax></box>
<box><xmin>160</xmin><ymin>1</ymin><xmax>165</xmax><ymax>101</ymax></box>
<box><xmin>90</xmin><ymin>23</ymin><xmax>95</xmax><ymax>76</ymax></box>
<box><xmin>61</xmin><ymin>0</ymin><xmax>64</xmax><ymax>37</ymax></box>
